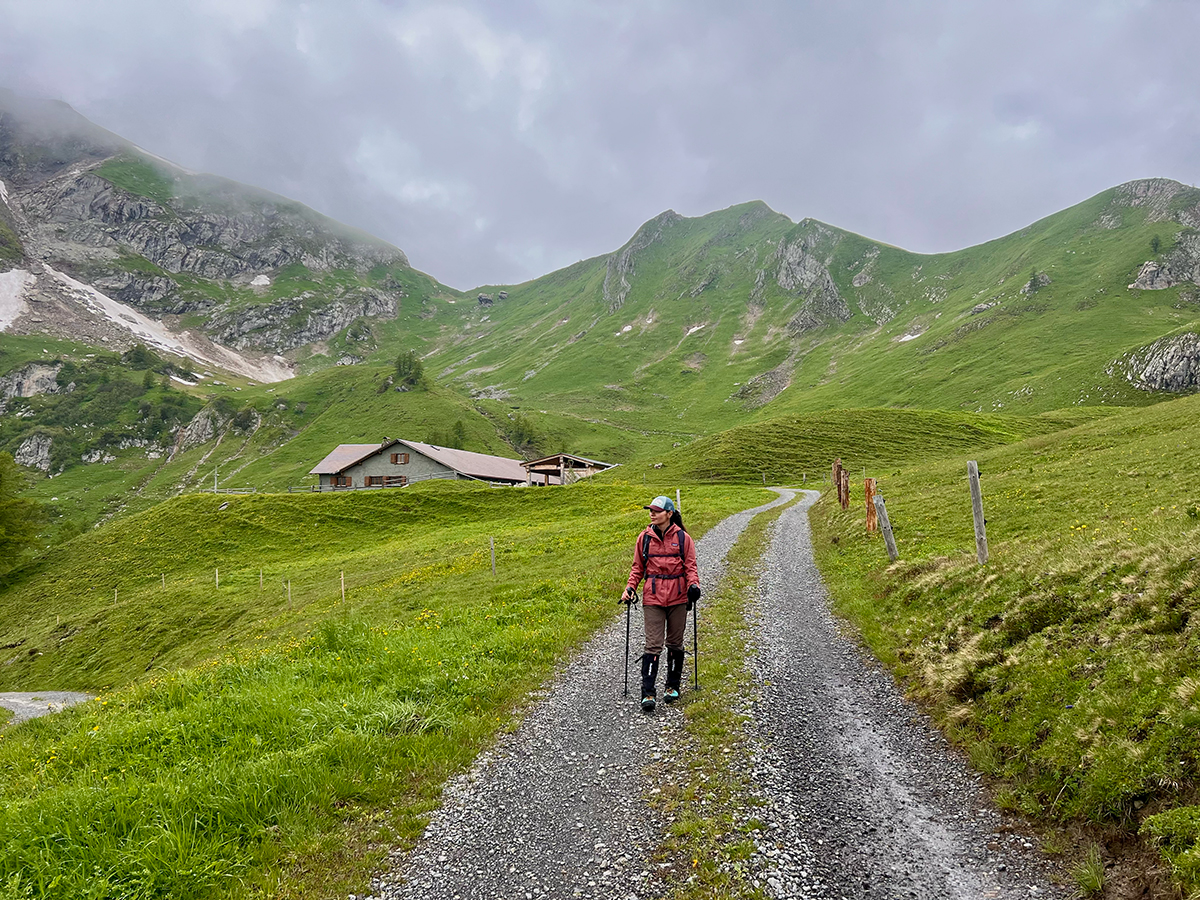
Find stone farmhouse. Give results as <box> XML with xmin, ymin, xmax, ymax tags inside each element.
<box><xmin>309</xmin><ymin>441</ymin><xmax>615</xmax><ymax>490</ymax></box>
<box><xmin>309</xmin><ymin>439</ymin><xmax>531</xmax><ymax>489</ymax></box>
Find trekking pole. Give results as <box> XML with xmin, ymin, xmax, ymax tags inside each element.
<box><xmin>692</xmin><ymin>601</ymin><xmax>700</xmax><ymax>691</ymax></box>
<box><xmin>622</xmin><ymin>590</ymin><xmax>638</xmax><ymax>697</ymax></box>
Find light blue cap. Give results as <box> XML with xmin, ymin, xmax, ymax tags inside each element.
<box><xmin>644</xmin><ymin>495</ymin><xmax>675</xmax><ymax>512</ymax></box>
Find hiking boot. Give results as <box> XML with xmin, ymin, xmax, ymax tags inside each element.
<box><xmin>664</xmin><ymin>647</ymin><xmax>684</xmax><ymax>704</ymax></box>
<box><xmin>640</xmin><ymin>652</ymin><xmax>659</xmax><ymax>712</ymax></box>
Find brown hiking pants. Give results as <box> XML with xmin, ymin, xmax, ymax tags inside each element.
<box><xmin>643</xmin><ymin>602</ymin><xmax>689</xmax><ymax>655</ymax></box>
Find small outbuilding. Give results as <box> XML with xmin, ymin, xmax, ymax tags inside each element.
<box><xmin>309</xmin><ymin>439</ymin><xmax>530</xmax><ymax>489</ymax></box>
<box><xmin>521</xmin><ymin>452</ymin><xmax>615</xmax><ymax>486</ymax></box>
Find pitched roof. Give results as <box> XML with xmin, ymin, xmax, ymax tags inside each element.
<box><xmin>397</xmin><ymin>440</ymin><xmax>529</xmax><ymax>483</ymax></box>
<box><xmin>309</xmin><ymin>443</ymin><xmax>389</xmax><ymax>475</ymax></box>
<box><xmin>309</xmin><ymin>439</ymin><xmax>529</xmax><ymax>483</ymax></box>
<box><xmin>521</xmin><ymin>452</ymin><xmax>614</xmax><ymax>470</ymax></box>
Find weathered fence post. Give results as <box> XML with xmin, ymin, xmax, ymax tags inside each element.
<box><xmin>161</xmin><ymin>573</ymin><xmax>165</xmax><ymax>590</ymax></box>
<box><xmin>968</xmin><ymin>460</ymin><xmax>988</xmax><ymax>565</ymax></box>
<box><xmin>215</xmin><ymin>567</ymin><xmax>219</xmax><ymax>588</ymax></box>
<box><xmin>873</xmin><ymin>494</ymin><xmax>899</xmax><ymax>562</ymax></box>
<box><xmin>865</xmin><ymin>478</ymin><xmax>877</xmax><ymax>532</ymax></box>
<box><xmin>340</xmin><ymin>570</ymin><xmax>345</xmax><ymax>602</ymax></box>
<box><xmin>491</xmin><ymin>537</ymin><xmax>496</xmax><ymax>577</ymax></box>
<box><xmin>676</xmin><ymin>488</ymin><xmax>681</xmax><ymax>512</ymax></box>
<box><xmin>259</xmin><ymin>569</ymin><xmax>263</xmax><ymax>591</ymax></box>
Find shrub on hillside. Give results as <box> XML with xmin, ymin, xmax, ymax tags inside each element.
<box><xmin>395</xmin><ymin>350</ymin><xmax>426</xmax><ymax>390</ymax></box>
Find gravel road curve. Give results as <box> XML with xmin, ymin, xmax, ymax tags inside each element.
<box><xmin>371</xmin><ymin>489</ymin><xmax>1067</xmax><ymax>900</ymax></box>
<box><xmin>371</xmin><ymin>491</ymin><xmax>793</xmax><ymax>900</ymax></box>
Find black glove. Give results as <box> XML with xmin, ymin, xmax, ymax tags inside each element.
<box><xmin>687</xmin><ymin>585</ymin><xmax>700</xmax><ymax>609</ymax></box>
<box><xmin>621</xmin><ymin>588</ymin><xmax>637</xmax><ymax>606</ymax></box>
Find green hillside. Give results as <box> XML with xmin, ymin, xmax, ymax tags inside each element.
<box><xmin>811</xmin><ymin>391</ymin><xmax>1200</xmax><ymax>892</ymax></box>
<box><xmin>0</xmin><ymin>481</ymin><xmax>770</xmax><ymax>898</ymax></box>
<box><xmin>369</xmin><ymin>182</ymin><xmax>1200</xmax><ymax>440</ymax></box>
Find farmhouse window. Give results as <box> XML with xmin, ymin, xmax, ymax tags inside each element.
<box><xmin>384</xmin><ymin>475</ymin><xmax>407</xmax><ymax>486</ymax></box>
<box><xmin>366</xmin><ymin>476</ymin><xmax>384</xmax><ymax>486</ymax></box>
<box><xmin>333</xmin><ymin>475</ymin><xmax>352</xmax><ymax>487</ymax></box>
<box><xmin>390</xmin><ymin>452</ymin><xmax>410</xmax><ymax>464</ymax></box>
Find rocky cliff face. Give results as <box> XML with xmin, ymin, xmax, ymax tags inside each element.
<box><xmin>1114</xmin><ymin>332</ymin><xmax>1200</xmax><ymax>393</ymax></box>
<box><xmin>1128</xmin><ymin>232</ymin><xmax>1200</xmax><ymax>291</ymax></box>
<box><xmin>208</xmin><ymin>289</ymin><xmax>397</xmax><ymax>351</ymax></box>
<box><xmin>0</xmin><ymin>91</ymin><xmax>418</xmax><ymax>358</ymax></box>
<box><xmin>775</xmin><ymin>223</ymin><xmax>851</xmax><ymax>332</ymax></box>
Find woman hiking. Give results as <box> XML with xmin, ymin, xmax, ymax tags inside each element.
<box><xmin>622</xmin><ymin>495</ymin><xmax>700</xmax><ymax>712</ymax></box>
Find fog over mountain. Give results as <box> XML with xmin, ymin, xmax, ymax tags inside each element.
<box><xmin>0</xmin><ymin>0</ymin><xmax>1198</xmax><ymax>289</ymax></box>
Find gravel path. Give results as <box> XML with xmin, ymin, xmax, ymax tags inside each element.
<box><xmin>371</xmin><ymin>489</ymin><xmax>1067</xmax><ymax>900</ymax></box>
<box><xmin>740</xmin><ymin>491</ymin><xmax>1067</xmax><ymax>900</ymax></box>
<box><xmin>371</xmin><ymin>490</ymin><xmax>794</xmax><ymax>900</ymax></box>
<box><xmin>0</xmin><ymin>691</ymin><xmax>93</xmax><ymax>725</ymax></box>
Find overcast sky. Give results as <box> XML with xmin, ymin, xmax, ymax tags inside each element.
<box><xmin>1</xmin><ymin>0</ymin><xmax>1197</xmax><ymax>289</ymax></box>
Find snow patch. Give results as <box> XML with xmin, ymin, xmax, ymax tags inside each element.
<box><xmin>0</xmin><ymin>269</ymin><xmax>32</xmax><ymax>330</ymax></box>
<box><xmin>250</xmin><ymin>274</ymin><xmax>271</xmax><ymax>287</ymax></box>
<box><xmin>44</xmin><ymin>265</ymin><xmax>294</xmax><ymax>383</ymax></box>
<box><xmin>686</xmin><ymin>324</ymin><xmax>706</xmax><ymax>336</ymax></box>
<box><xmin>733</xmin><ymin>339</ymin><xmax>744</xmax><ymax>346</ymax></box>
<box><xmin>0</xmin><ymin>179</ymin><xmax>8</xmax><ymax>205</ymax></box>
<box><xmin>897</xmin><ymin>331</ymin><xmax>923</xmax><ymax>343</ymax></box>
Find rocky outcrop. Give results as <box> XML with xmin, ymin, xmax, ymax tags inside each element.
<box><xmin>1128</xmin><ymin>232</ymin><xmax>1200</xmax><ymax>290</ymax></box>
<box><xmin>776</xmin><ymin>225</ymin><xmax>850</xmax><ymax>332</ymax></box>
<box><xmin>602</xmin><ymin>211</ymin><xmax>682</xmax><ymax>313</ymax></box>
<box><xmin>208</xmin><ymin>289</ymin><xmax>396</xmax><ymax>351</ymax></box>
<box><xmin>14</xmin><ymin>431</ymin><xmax>52</xmax><ymax>471</ymax></box>
<box><xmin>0</xmin><ymin>362</ymin><xmax>61</xmax><ymax>404</ymax></box>
<box><xmin>1113</xmin><ymin>332</ymin><xmax>1200</xmax><ymax>393</ymax></box>
<box><xmin>1020</xmin><ymin>272</ymin><xmax>1051</xmax><ymax>294</ymax></box>
<box><xmin>171</xmin><ymin>405</ymin><xmax>230</xmax><ymax>457</ymax></box>
<box><xmin>19</xmin><ymin>169</ymin><xmax>406</xmax><ymax>284</ymax></box>
<box><xmin>1096</xmin><ymin>179</ymin><xmax>1200</xmax><ymax>232</ymax></box>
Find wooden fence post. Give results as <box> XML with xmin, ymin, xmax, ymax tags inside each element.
<box><xmin>161</xmin><ymin>573</ymin><xmax>165</xmax><ymax>590</ymax></box>
<box><xmin>340</xmin><ymin>570</ymin><xmax>345</xmax><ymax>602</ymax></box>
<box><xmin>968</xmin><ymin>460</ymin><xmax>989</xmax><ymax>565</ymax></box>
<box><xmin>873</xmin><ymin>494</ymin><xmax>899</xmax><ymax>562</ymax></box>
<box><xmin>215</xmin><ymin>567</ymin><xmax>219</xmax><ymax>588</ymax></box>
<box><xmin>865</xmin><ymin>478</ymin><xmax>877</xmax><ymax>532</ymax></box>
<box><xmin>491</xmin><ymin>537</ymin><xmax>496</xmax><ymax>577</ymax></box>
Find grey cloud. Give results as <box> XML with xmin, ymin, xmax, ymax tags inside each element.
<box><xmin>0</xmin><ymin>0</ymin><xmax>1197</xmax><ymax>288</ymax></box>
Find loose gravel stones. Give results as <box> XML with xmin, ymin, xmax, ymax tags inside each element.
<box><xmin>372</xmin><ymin>489</ymin><xmax>1068</xmax><ymax>900</ymax></box>
<box><xmin>0</xmin><ymin>691</ymin><xmax>93</xmax><ymax>724</ymax></box>
<box><xmin>371</xmin><ymin>492</ymin><xmax>792</xmax><ymax>900</ymax></box>
<box><xmin>742</xmin><ymin>491</ymin><xmax>1068</xmax><ymax>900</ymax></box>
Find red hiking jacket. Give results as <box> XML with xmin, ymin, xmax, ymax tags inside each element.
<box><xmin>625</xmin><ymin>523</ymin><xmax>699</xmax><ymax>607</ymax></box>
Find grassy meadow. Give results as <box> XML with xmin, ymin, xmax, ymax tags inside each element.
<box><xmin>0</xmin><ymin>480</ymin><xmax>771</xmax><ymax>899</ymax></box>
<box><xmin>808</xmin><ymin>392</ymin><xmax>1200</xmax><ymax>893</ymax></box>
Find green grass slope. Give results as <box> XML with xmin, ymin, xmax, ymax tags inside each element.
<box><xmin>637</xmin><ymin>407</ymin><xmax>1113</xmax><ymax>483</ymax></box>
<box><xmin>358</xmin><ymin>182</ymin><xmax>1200</xmax><ymax>451</ymax></box>
<box><xmin>809</xmin><ymin>391</ymin><xmax>1200</xmax><ymax>893</ymax></box>
<box><xmin>0</xmin><ymin>481</ymin><xmax>771</xmax><ymax>898</ymax></box>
